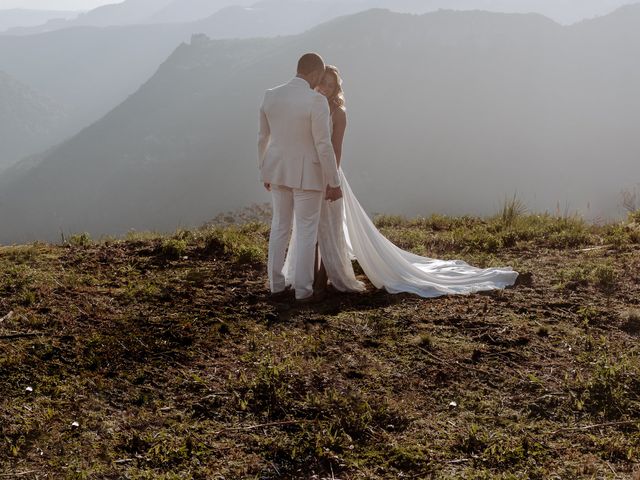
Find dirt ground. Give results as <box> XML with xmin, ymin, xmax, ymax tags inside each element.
<box><xmin>1</xmin><ymin>219</ymin><xmax>639</xmax><ymax>479</ymax></box>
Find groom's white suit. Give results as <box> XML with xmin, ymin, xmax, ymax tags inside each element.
<box><xmin>258</xmin><ymin>76</ymin><xmax>341</xmax><ymax>299</ymax></box>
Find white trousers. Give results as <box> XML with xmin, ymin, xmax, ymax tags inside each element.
<box><xmin>268</xmin><ymin>185</ymin><xmax>323</xmax><ymax>299</ymax></box>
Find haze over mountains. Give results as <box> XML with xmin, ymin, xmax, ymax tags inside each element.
<box><xmin>3</xmin><ymin>0</ymin><xmax>640</xmax><ymax>34</ymax></box>
<box><xmin>0</xmin><ymin>70</ymin><xmax>68</xmax><ymax>171</ymax></box>
<box><xmin>0</xmin><ymin>0</ymin><xmax>440</xmax><ymax>168</ymax></box>
<box><xmin>2</xmin><ymin>0</ymin><xmax>639</xmax><ymax>172</ymax></box>
<box><xmin>2</xmin><ymin>0</ymin><xmax>265</xmax><ymax>34</ymax></box>
<box><xmin>0</xmin><ymin>5</ymin><xmax>639</xmax><ymax>244</ymax></box>
<box><xmin>0</xmin><ymin>8</ymin><xmax>77</xmax><ymax>32</ymax></box>
<box><xmin>0</xmin><ymin>0</ymin><xmax>360</xmax><ymax>168</ymax></box>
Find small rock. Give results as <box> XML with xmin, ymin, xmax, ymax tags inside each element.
<box><xmin>514</xmin><ymin>272</ymin><xmax>534</xmax><ymax>287</ymax></box>
<box><xmin>71</xmin><ymin>421</ymin><xmax>80</xmax><ymax>428</ymax></box>
<box><xmin>25</xmin><ymin>386</ymin><xmax>33</xmax><ymax>393</ymax></box>
<box><xmin>449</xmin><ymin>401</ymin><xmax>458</xmax><ymax>408</ymax></box>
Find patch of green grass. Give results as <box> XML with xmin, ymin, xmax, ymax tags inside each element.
<box><xmin>451</xmin><ymin>226</ymin><xmax>503</xmax><ymax>253</ymax></box>
<box><xmin>556</xmin><ymin>262</ymin><xmax>618</xmax><ymax>293</ymax></box>
<box><xmin>628</xmin><ymin>209</ymin><xmax>640</xmax><ymax>224</ymax></box>
<box><xmin>547</xmin><ymin>229</ymin><xmax>592</xmax><ymax>249</ymax></box>
<box><xmin>125</xmin><ymin>230</ymin><xmax>164</xmax><ymax>242</ymax></box>
<box><xmin>373</xmin><ymin>214</ymin><xmax>408</xmax><ymax>228</ymax></box>
<box><xmin>202</xmin><ymin>222</ymin><xmax>267</xmax><ymax>265</ymax></box>
<box><xmin>234</xmin><ymin>355</ymin><xmax>297</xmax><ymax>419</ymax></box>
<box><xmin>557</xmin><ymin>265</ymin><xmax>592</xmax><ymax>288</ymax></box>
<box><xmin>604</xmin><ymin>224</ymin><xmax>630</xmax><ymax>249</ymax></box>
<box><xmin>123</xmin><ymin>281</ymin><xmax>161</xmax><ymax>301</ymax></box>
<box><xmin>160</xmin><ymin>238</ymin><xmax>188</xmax><ymax>260</ymax></box>
<box><xmin>410</xmin><ymin>332</ymin><xmax>434</xmax><ymax>350</ymax></box>
<box><xmin>454</xmin><ymin>423</ymin><xmax>548</xmax><ymax>471</ymax></box>
<box><xmin>592</xmin><ymin>264</ymin><xmax>617</xmax><ymax>294</ymax></box>
<box><xmin>0</xmin><ymin>264</ymin><xmax>48</xmax><ymax>308</ymax></box>
<box><xmin>375</xmin><ymin>209</ymin><xmax>603</xmax><ymax>255</ymax></box>
<box><xmin>0</xmin><ymin>244</ymin><xmax>42</xmax><ymax>264</ymax></box>
<box><xmin>68</xmin><ymin>232</ymin><xmax>92</xmax><ymax>248</ymax></box>
<box><xmin>572</xmin><ymin>351</ymin><xmax>640</xmax><ymax>420</ymax></box>
<box><xmin>578</xmin><ymin>305</ymin><xmax>601</xmax><ymax>327</ymax></box>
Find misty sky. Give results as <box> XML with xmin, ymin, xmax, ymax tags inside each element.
<box><xmin>0</xmin><ymin>0</ymin><xmax>115</xmax><ymax>10</ymax></box>
<box><xmin>2</xmin><ymin>0</ymin><xmax>640</xmax><ymax>20</ymax></box>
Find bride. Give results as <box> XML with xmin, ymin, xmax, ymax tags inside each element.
<box><xmin>284</xmin><ymin>65</ymin><xmax>518</xmax><ymax>298</ymax></box>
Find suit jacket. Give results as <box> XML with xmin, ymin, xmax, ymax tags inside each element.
<box><xmin>258</xmin><ymin>77</ymin><xmax>341</xmax><ymax>191</ymax></box>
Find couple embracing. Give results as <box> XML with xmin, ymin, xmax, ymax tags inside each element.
<box><xmin>258</xmin><ymin>53</ymin><xmax>518</xmax><ymax>303</ymax></box>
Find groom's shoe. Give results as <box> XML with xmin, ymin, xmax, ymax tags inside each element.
<box><xmin>269</xmin><ymin>286</ymin><xmax>294</xmax><ymax>302</ymax></box>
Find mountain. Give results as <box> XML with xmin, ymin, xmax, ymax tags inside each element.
<box><xmin>191</xmin><ymin>0</ymin><xmax>372</xmax><ymax>38</ymax></box>
<box><xmin>3</xmin><ymin>0</ymin><xmax>172</xmax><ymax>34</ymax></box>
<box><xmin>1</xmin><ymin>6</ymin><xmax>640</xmax><ymax>243</ymax></box>
<box><xmin>148</xmin><ymin>0</ymin><xmax>254</xmax><ymax>24</ymax></box>
<box><xmin>0</xmin><ymin>70</ymin><xmax>68</xmax><ymax>172</ymax></box>
<box><xmin>0</xmin><ymin>23</ymin><xmax>192</xmax><ymax>139</ymax></box>
<box><xmin>0</xmin><ymin>1</ymin><xmax>398</xmax><ymax>169</ymax></box>
<box><xmin>69</xmin><ymin>0</ymin><xmax>173</xmax><ymax>26</ymax></box>
<box><xmin>0</xmin><ymin>8</ymin><xmax>78</xmax><ymax>32</ymax></box>
<box><xmin>3</xmin><ymin>0</ymin><xmax>255</xmax><ymax>34</ymax></box>
<box><xmin>5</xmin><ymin>0</ymin><xmax>640</xmax><ymax>36</ymax></box>
<box><xmin>386</xmin><ymin>0</ymin><xmax>640</xmax><ymax>25</ymax></box>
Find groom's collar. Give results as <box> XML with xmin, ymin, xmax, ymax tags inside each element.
<box><xmin>289</xmin><ymin>76</ymin><xmax>311</xmax><ymax>88</ymax></box>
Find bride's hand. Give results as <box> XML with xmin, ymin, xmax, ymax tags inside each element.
<box><xmin>326</xmin><ymin>185</ymin><xmax>343</xmax><ymax>202</ymax></box>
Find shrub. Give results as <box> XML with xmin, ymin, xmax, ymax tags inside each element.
<box><xmin>547</xmin><ymin>229</ymin><xmax>591</xmax><ymax>249</ymax></box>
<box><xmin>574</xmin><ymin>356</ymin><xmax>637</xmax><ymax>419</ymax></box>
<box><xmin>68</xmin><ymin>232</ymin><xmax>92</xmax><ymax>248</ymax></box>
<box><xmin>604</xmin><ymin>224</ymin><xmax>629</xmax><ymax>249</ymax></box>
<box><xmin>160</xmin><ymin>238</ymin><xmax>188</xmax><ymax>260</ymax></box>
<box><xmin>373</xmin><ymin>214</ymin><xmax>407</xmax><ymax>228</ymax></box>
<box><xmin>592</xmin><ymin>264</ymin><xmax>617</xmax><ymax>294</ymax></box>
<box><xmin>500</xmin><ymin>230</ymin><xmax>519</xmax><ymax>248</ymax></box>
<box><xmin>500</xmin><ymin>192</ymin><xmax>527</xmax><ymax>227</ymax></box>
<box><xmin>203</xmin><ymin>223</ymin><xmax>267</xmax><ymax>265</ymax></box>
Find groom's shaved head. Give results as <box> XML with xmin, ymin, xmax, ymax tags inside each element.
<box><xmin>297</xmin><ymin>53</ymin><xmax>325</xmax><ymax>75</ymax></box>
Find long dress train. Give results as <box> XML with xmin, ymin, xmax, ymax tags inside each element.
<box><xmin>285</xmin><ymin>170</ymin><xmax>518</xmax><ymax>298</ymax></box>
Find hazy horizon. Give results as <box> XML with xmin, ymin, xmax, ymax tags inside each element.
<box><xmin>1</xmin><ymin>3</ymin><xmax>640</xmax><ymax>243</ymax></box>
<box><xmin>0</xmin><ymin>0</ymin><xmax>113</xmax><ymax>10</ymax></box>
<box><xmin>1</xmin><ymin>0</ymin><xmax>640</xmax><ymax>25</ymax></box>
<box><xmin>2</xmin><ymin>6</ymin><xmax>640</xmax><ymax>244</ymax></box>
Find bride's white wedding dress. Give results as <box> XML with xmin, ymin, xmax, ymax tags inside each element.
<box><xmin>284</xmin><ymin>169</ymin><xmax>519</xmax><ymax>298</ymax></box>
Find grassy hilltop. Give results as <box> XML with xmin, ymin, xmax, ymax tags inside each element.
<box><xmin>1</xmin><ymin>209</ymin><xmax>640</xmax><ymax>479</ymax></box>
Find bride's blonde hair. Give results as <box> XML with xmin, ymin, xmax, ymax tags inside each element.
<box><xmin>324</xmin><ymin>65</ymin><xmax>345</xmax><ymax>110</ymax></box>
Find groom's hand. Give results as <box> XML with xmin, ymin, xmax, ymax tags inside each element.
<box><xmin>325</xmin><ymin>185</ymin><xmax>343</xmax><ymax>202</ymax></box>
<box><xmin>264</xmin><ymin>182</ymin><xmax>271</xmax><ymax>191</ymax></box>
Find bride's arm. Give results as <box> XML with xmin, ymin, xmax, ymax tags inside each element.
<box><xmin>331</xmin><ymin>107</ymin><xmax>347</xmax><ymax>168</ymax></box>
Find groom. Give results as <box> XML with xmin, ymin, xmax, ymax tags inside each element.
<box><xmin>258</xmin><ymin>52</ymin><xmax>342</xmax><ymax>302</ymax></box>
